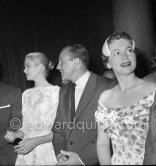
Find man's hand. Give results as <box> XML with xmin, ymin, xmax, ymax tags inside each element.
<box><xmin>56</xmin><ymin>150</ymin><xmax>83</xmax><ymax>165</ymax></box>
<box><xmin>57</xmin><ymin>153</ymin><xmax>68</xmax><ymax>164</ymax></box>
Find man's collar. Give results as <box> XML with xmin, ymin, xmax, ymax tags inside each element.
<box><xmin>75</xmin><ymin>71</ymin><xmax>90</xmax><ymax>87</ymax></box>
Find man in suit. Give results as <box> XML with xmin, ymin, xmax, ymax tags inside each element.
<box><xmin>0</xmin><ymin>82</ymin><xmax>22</xmax><ymax>165</ymax></box>
<box><xmin>52</xmin><ymin>44</ymin><xmax>115</xmax><ymax>165</ymax></box>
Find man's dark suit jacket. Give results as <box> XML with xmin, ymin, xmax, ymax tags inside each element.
<box><xmin>52</xmin><ymin>73</ymin><xmax>116</xmax><ymax>165</ymax></box>
<box><xmin>0</xmin><ymin>82</ymin><xmax>22</xmax><ymax>165</ymax></box>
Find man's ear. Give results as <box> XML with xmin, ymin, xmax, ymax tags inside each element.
<box><xmin>74</xmin><ymin>58</ymin><xmax>81</xmax><ymax>66</ymax></box>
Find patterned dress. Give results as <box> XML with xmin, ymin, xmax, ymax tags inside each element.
<box><xmin>15</xmin><ymin>86</ymin><xmax>60</xmax><ymax>165</ymax></box>
<box><xmin>95</xmin><ymin>91</ymin><xmax>155</xmax><ymax>165</ymax></box>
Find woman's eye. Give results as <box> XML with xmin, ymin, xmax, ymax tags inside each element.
<box><xmin>127</xmin><ymin>48</ymin><xmax>134</xmax><ymax>53</ymax></box>
<box><xmin>114</xmin><ymin>52</ymin><xmax>120</xmax><ymax>56</ymax></box>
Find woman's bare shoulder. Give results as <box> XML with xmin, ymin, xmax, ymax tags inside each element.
<box><xmin>147</xmin><ymin>81</ymin><xmax>156</xmax><ymax>87</ymax></box>
<box><xmin>99</xmin><ymin>86</ymin><xmax>117</xmax><ymax>102</ymax></box>
<box><xmin>145</xmin><ymin>81</ymin><xmax>156</xmax><ymax>90</ymax></box>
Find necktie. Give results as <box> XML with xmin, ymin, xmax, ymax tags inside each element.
<box><xmin>71</xmin><ymin>83</ymin><xmax>76</xmax><ymax>122</ymax></box>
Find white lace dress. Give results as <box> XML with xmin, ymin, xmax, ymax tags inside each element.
<box><xmin>15</xmin><ymin>85</ymin><xmax>60</xmax><ymax>165</ymax></box>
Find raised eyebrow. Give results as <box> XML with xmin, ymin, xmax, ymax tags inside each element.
<box><xmin>113</xmin><ymin>46</ymin><xmax>132</xmax><ymax>52</ymax></box>
<box><xmin>127</xmin><ymin>46</ymin><xmax>133</xmax><ymax>49</ymax></box>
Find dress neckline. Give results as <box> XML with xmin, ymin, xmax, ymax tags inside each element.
<box><xmin>98</xmin><ymin>90</ymin><xmax>156</xmax><ymax>110</ymax></box>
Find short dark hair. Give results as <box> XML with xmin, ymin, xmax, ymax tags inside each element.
<box><xmin>68</xmin><ymin>44</ymin><xmax>90</xmax><ymax>67</ymax></box>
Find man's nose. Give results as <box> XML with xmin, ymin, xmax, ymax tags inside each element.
<box><xmin>56</xmin><ymin>63</ymin><xmax>60</xmax><ymax>70</ymax></box>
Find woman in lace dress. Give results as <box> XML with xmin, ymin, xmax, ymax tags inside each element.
<box><xmin>5</xmin><ymin>52</ymin><xmax>60</xmax><ymax>165</ymax></box>
<box><xmin>95</xmin><ymin>31</ymin><xmax>156</xmax><ymax>165</ymax></box>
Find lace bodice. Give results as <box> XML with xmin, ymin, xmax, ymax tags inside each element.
<box><xmin>20</xmin><ymin>85</ymin><xmax>60</xmax><ymax>138</ymax></box>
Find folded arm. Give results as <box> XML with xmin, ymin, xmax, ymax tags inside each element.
<box><xmin>14</xmin><ymin>133</ymin><xmax>53</xmax><ymax>154</ymax></box>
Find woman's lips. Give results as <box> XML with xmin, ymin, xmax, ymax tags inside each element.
<box><xmin>120</xmin><ymin>62</ymin><xmax>131</xmax><ymax>67</ymax></box>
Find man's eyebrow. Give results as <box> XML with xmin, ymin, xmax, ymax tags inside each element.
<box><xmin>112</xmin><ymin>49</ymin><xmax>120</xmax><ymax>52</ymax></box>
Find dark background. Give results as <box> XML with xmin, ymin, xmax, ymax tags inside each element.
<box><xmin>0</xmin><ymin>0</ymin><xmax>155</xmax><ymax>91</ymax></box>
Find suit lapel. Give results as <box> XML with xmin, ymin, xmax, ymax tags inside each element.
<box><xmin>74</xmin><ymin>73</ymin><xmax>97</xmax><ymax>123</ymax></box>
